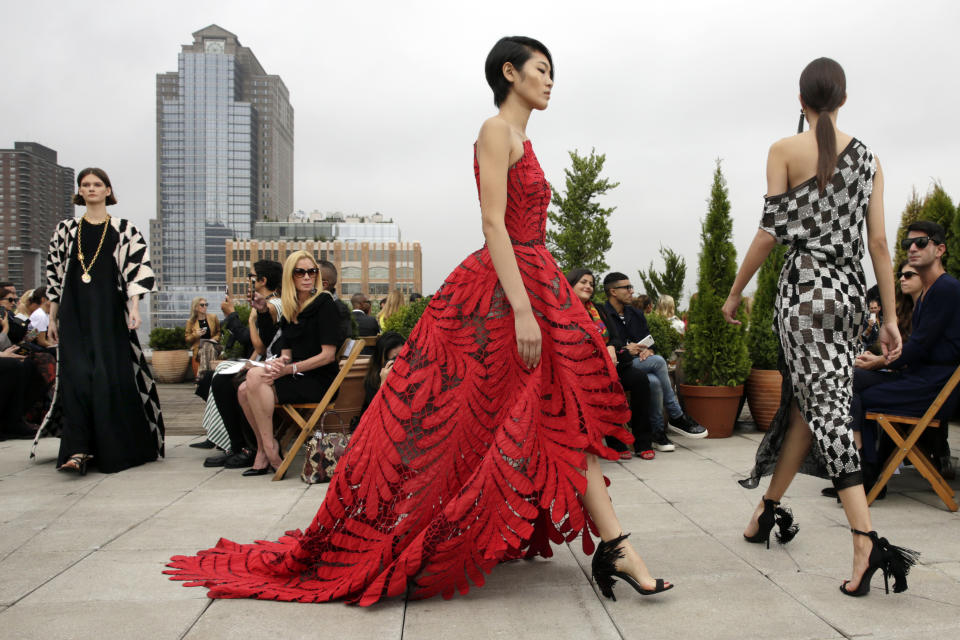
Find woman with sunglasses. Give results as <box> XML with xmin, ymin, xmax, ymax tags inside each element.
<box><xmin>185</xmin><ymin>297</ymin><xmax>222</xmax><ymax>376</ymax></box>
<box><xmin>234</xmin><ymin>251</ymin><xmax>345</xmax><ymax>475</ymax></box>
<box><xmin>894</xmin><ymin>260</ymin><xmax>922</xmax><ymax>341</ymax></box>
<box><xmin>722</xmin><ymin>58</ymin><xmax>916</xmax><ymax>597</ymax></box>
<box><xmin>39</xmin><ymin>167</ymin><xmax>163</xmax><ymax>475</ymax></box>
<box><xmin>170</xmin><ymin>36</ymin><xmax>671</xmax><ymax>605</ymax></box>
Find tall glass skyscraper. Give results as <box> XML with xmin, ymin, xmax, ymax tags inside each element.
<box><xmin>152</xmin><ymin>25</ymin><xmax>293</xmax><ymax>329</ymax></box>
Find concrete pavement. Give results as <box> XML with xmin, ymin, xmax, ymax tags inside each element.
<box><xmin>1</xmin><ymin>384</ymin><xmax>958</xmax><ymax>640</ymax></box>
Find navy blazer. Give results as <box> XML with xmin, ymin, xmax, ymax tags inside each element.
<box><xmin>889</xmin><ymin>273</ymin><xmax>960</xmax><ymax>370</ymax></box>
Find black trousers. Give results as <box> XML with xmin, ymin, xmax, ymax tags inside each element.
<box><xmin>0</xmin><ymin>358</ymin><xmax>28</xmax><ymax>433</ymax></box>
<box><xmin>211</xmin><ymin>372</ymin><xmax>256</xmax><ymax>453</ymax></box>
<box><xmin>606</xmin><ymin>363</ymin><xmax>653</xmax><ymax>452</ymax></box>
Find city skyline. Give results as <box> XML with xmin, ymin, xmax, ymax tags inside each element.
<box><xmin>2</xmin><ymin>1</ymin><xmax>958</xmax><ymax>298</ymax></box>
<box><xmin>151</xmin><ymin>25</ymin><xmax>295</xmax><ymax>328</ymax></box>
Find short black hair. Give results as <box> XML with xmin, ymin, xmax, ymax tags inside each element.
<box><xmin>602</xmin><ymin>272</ymin><xmax>630</xmax><ymax>295</ymax></box>
<box><xmin>253</xmin><ymin>259</ymin><xmax>282</xmax><ymax>292</ymax></box>
<box><xmin>865</xmin><ymin>285</ymin><xmax>880</xmax><ymax>305</ymax></box>
<box><xmin>29</xmin><ymin>286</ymin><xmax>47</xmax><ymax>304</ymax></box>
<box><xmin>318</xmin><ymin>259</ymin><xmax>338</xmax><ymax>290</ymax></box>
<box><xmin>0</xmin><ymin>281</ymin><xmax>13</xmax><ymax>294</ymax></box>
<box><xmin>485</xmin><ymin>36</ymin><xmax>553</xmax><ymax>108</ymax></box>
<box><xmin>907</xmin><ymin>220</ymin><xmax>946</xmax><ymax>245</ymax></box>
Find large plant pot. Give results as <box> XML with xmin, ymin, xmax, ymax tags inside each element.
<box><xmin>744</xmin><ymin>368</ymin><xmax>782</xmax><ymax>432</ymax></box>
<box><xmin>151</xmin><ymin>350</ymin><xmax>191</xmax><ymax>383</ymax></box>
<box><xmin>677</xmin><ymin>384</ymin><xmax>744</xmax><ymax>438</ymax></box>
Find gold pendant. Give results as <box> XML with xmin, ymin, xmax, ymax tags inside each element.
<box><xmin>81</xmin><ymin>273</ymin><xmax>92</xmax><ymax>284</ymax></box>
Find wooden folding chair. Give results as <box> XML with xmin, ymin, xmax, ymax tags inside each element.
<box><xmin>865</xmin><ymin>363</ymin><xmax>960</xmax><ymax>511</ymax></box>
<box><xmin>272</xmin><ymin>337</ymin><xmax>364</xmax><ymax>481</ymax></box>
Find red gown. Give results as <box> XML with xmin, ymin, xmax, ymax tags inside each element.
<box><xmin>165</xmin><ymin>139</ymin><xmax>631</xmax><ymax>605</ymax></box>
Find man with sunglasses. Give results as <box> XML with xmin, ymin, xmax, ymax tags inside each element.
<box><xmin>852</xmin><ymin>220</ymin><xmax>960</xmax><ymax>481</ymax></box>
<box><xmin>602</xmin><ymin>272</ymin><xmax>707</xmax><ymax>452</ymax></box>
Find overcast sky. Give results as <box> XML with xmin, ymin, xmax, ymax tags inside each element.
<box><xmin>3</xmin><ymin>0</ymin><xmax>958</xmax><ymax>300</ymax></box>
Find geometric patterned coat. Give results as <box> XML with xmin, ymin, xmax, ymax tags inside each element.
<box><xmin>31</xmin><ymin>216</ymin><xmax>165</xmax><ymax>460</ymax></box>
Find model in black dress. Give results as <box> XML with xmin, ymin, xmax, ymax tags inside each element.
<box><xmin>44</xmin><ymin>168</ymin><xmax>162</xmax><ymax>474</ymax></box>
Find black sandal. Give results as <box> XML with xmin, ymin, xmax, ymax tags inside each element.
<box><xmin>58</xmin><ymin>454</ymin><xmax>92</xmax><ymax>476</ymax></box>
<box><xmin>592</xmin><ymin>533</ymin><xmax>674</xmax><ymax>601</ymax></box>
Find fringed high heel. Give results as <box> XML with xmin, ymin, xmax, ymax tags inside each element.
<box><xmin>840</xmin><ymin>528</ymin><xmax>920</xmax><ymax>596</ymax></box>
<box><xmin>743</xmin><ymin>498</ymin><xmax>799</xmax><ymax>549</ymax></box>
<box><xmin>591</xmin><ymin>533</ymin><xmax>673</xmax><ymax>601</ymax></box>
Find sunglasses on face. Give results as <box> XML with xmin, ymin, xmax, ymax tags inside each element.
<box><xmin>611</xmin><ymin>285</ymin><xmax>634</xmax><ymax>291</ymax></box>
<box><xmin>198</xmin><ymin>303</ymin><xmax>207</xmax><ymax>307</ymax></box>
<box><xmin>1</xmin><ymin>297</ymin><xmax>16</xmax><ymax>303</ymax></box>
<box><xmin>293</xmin><ymin>268</ymin><xmax>319</xmax><ymax>278</ymax></box>
<box><xmin>897</xmin><ymin>271</ymin><xmax>919</xmax><ymax>280</ymax></box>
<box><xmin>900</xmin><ymin>236</ymin><xmax>933</xmax><ymax>251</ymax></box>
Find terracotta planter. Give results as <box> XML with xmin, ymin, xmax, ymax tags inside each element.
<box><xmin>677</xmin><ymin>384</ymin><xmax>744</xmax><ymax>438</ymax></box>
<box><xmin>151</xmin><ymin>349</ymin><xmax>191</xmax><ymax>383</ymax></box>
<box><xmin>744</xmin><ymin>368</ymin><xmax>782</xmax><ymax>431</ymax></box>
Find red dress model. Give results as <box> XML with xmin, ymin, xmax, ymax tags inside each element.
<box><xmin>166</xmin><ymin>140</ymin><xmax>631</xmax><ymax>605</ymax></box>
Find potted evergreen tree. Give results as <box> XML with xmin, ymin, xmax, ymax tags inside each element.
<box><xmin>149</xmin><ymin>326</ymin><xmax>190</xmax><ymax>383</ymax></box>
<box><xmin>744</xmin><ymin>245</ymin><xmax>786</xmax><ymax>431</ymax></box>
<box><xmin>677</xmin><ymin>161</ymin><xmax>751</xmax><ymax>437</ymax></box>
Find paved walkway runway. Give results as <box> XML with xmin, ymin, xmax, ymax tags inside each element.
<box><xmin>1</xmin><ymin>384</ymin><xmax>958</xmax><ymax>639</ymax></box>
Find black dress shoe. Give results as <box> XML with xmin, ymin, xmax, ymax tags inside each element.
<box><xmin>203</xmin><ymin>451</ymin><xmax>233</xmax><ymax>468</ymax></box>
<box><xmin>224</xmin><ymin>449</ymin><xmax>256</xmax><ymax>469</ymax></box>
<box><xmin>241</xmin><ymin>466</ymin><xmax>274</xmax><ymax>477</ymax></box>
<box><xmin>189</xmin><ymin>439</ymin><xmax>218</xmax><ymax>449</ymax></box>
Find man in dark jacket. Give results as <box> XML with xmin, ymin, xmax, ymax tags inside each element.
<box><xmin>351</xmin><ymin>293</ymin><xmax>380</xmax><ymax>337</ymax></box>
<box><xmin>851</xmin><ymin>221</ymin><xmax>960</xmax><ymax>482</ymax></box>
<box><xmin>602</xmin><ymin>272</ymin><xmax>707</xmax><ymax>451</ymax></box>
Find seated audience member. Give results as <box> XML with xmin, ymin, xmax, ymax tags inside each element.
<box><xmin>351</xmin><ymin>293</ymin><xmax>380</xmax><ymax>337</ymax></box>
<box><xmin>201</xmin><ymin>260</ymin><xmax>284</xmax><ymax>467</ymax></box>
<box><xmin>0</xmin><ymin>345</ymin><xmax>38</xmax><ymax>439</ymax></box>
<box><xmin>851</xmin><ymin>221</ymin><xmax>960</xmax><ymax>483</ymax></box>
<box><xmin>859</xmin><ymin>287</ymin><xmax>882</xmax><ymax>351</ymax></box>
<box><xmin>602</xmin><ymin>272</ymin><xmax>707</xmax><ymax>451</ymax></box>
<box><xmin>567</xmin><ymin>268</ymin><xmax>654</xmax><ymax>460</ymax></box>
<box><xmin>656</xmin><ymin>294</ymin><xmax>685</xmax><ymax>335</ymax></box>
<box><xmin>236</xmin><ymin>251</ymin><xmax>347</xmax><ymax>476</ymax></box>
<box><xmin>318</xmin><ymin>260</ymin><xmax>353</xmax><ymax>339</ymax></box>
<box><xmin>185</xmin><ymin>297</ymin><xmax>222</xmax><ymax>376</ymax></box>
<box><xmin>633</xmin><ymin>294</ymin><xmax>654</xmax><ymax>315</ymax></box>
<box><xmin>409</xmin><ymin>292</ymin><xmax>423</xmax><ymax>303</ymax></box>
<box><xmin>361</xmin><ymin>331</ymin><xmax>405</xmax><ymax>416</ymax></box>
<box><xmin>895</xmin><ymin>259</ymin><xmax>920</xmax><ymax>342</ymax></box>
<box><xmin>1</xmin><ymin>285</ymin><xmax>28</xmax><ymax>345</ymax></box>
<box><xmin>27</xmin><ymin>287</ymin><xmax>55</xmax><ymax>348</ymax></box>
<box><xmin>377</xmin><ymin>289</ymin><xmax>405</xmax><ymax>330</ymax></box>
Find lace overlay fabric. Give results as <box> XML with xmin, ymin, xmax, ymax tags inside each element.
<box><xmin>166</xmin><ymin>140</ymin><xmax>631</xmax><ymax>604</ymax></box>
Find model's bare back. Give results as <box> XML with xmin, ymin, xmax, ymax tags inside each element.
<box><xmin>771</xmin><ymin>130</ymin><xmax>855</xmax><ymax>194</ymax></box>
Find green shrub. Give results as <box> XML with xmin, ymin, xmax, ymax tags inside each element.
<box><xmin>645</xmin><ymin>312</ymin><xmax>683</xmax><ymax>359</ymax></box>
<box><xmin>747</xmin><ymin>244</ymin><xmax>786</xmax><ymax>370</ymax></box>
<box><xmin>149</xmin><ymin>326</ymin><xmax>187</xmax><ymax>351</ymax></box>
<box><xmin>682</xmin><ymin>161</ymin><xmax>751</xmax><ymax>386</ymax></box>
<box><xmin>383</xmin><ymin>296</ymin><xmax>431</xmax><ymax>339</ymax></box>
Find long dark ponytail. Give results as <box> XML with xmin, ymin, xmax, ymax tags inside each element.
<box><xmin>798</xmin><ymin>58</ymin><xmax>846</xmax><ymax>192</ymax></box>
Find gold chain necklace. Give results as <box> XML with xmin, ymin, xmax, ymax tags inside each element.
<box><xmin>77</xmin><ymin>214</ymin><xmax>111</xmax><ymax>284</ymax></box>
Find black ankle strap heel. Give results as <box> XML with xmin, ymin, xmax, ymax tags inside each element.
<box><xmin>840</xmin><ymin>528</ymin><xmax>920</xmax><ymax>597</ymax></box>
<box><xmin>591</xmin><ymin>533</ymin><xmax>673</xmax><ymax>601</ymax></box>
<box><xmin>744</xmin><ymin>498</ymin><xmax>799</xmax><ymax>549</ymax></box>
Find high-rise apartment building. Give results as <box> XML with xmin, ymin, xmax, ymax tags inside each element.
<box><xmin>152</xmin><ymin>24</ymin><xmax>293</xmax><ymax>327</ymax></box>
<box><xmin>0</xmin><ymin>142</ymin><xmax>73</xmax><ymax>290</ymax></box>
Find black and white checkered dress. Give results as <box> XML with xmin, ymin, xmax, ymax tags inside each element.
<box><xmin>743</xmin><ymin>138</ymin><xmax>876</xmax><ymax>489</ymax></box>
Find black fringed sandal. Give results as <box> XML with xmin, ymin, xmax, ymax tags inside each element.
<box><xmin>840</xmin><ymin>528</ymin><xmax>920</xmax><ymax>597</ymax></box>
<box><xmin>743</xmin><ymin>498</ymin><xmax>799</xmax><ymax>548</ymax></box>
<box><xmin>591</xmin><ymin>533</ymin><xmax>673</xmax><ymax>601</ymax></box>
